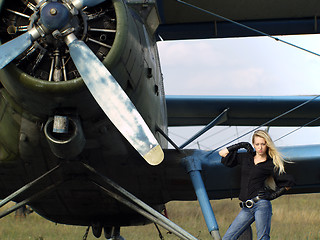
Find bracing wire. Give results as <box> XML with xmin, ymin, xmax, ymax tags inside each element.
<box><xmin>168</xmin><ymin>130</ymin><xmax>189</xmax><ymax>141</ymax></box>
<box><xmin>173</xmin><ymin>0</ymin><xmax>320</xmax><ymax>149</ymax></box>
<box><xmin>176</xmin><ymin>0</ymin><xmax>320</xmax><ymax>57</ymax></box>
<box><xmin>169</xmin><ymin>128</ymin><xmax>212</xmax><ymax>149</ymax></box>
<box><xmin>169</xmin><ymin>127</ymin><xmax>236</xmax><ymax>150</ymax></box>
<box><xmin>209</xmin><ymin>126</ymin><xmax>253</xmax><ymax>149</ymax></box>
<box><xmin>274</xmin><ymin>115</ymin><xmax>320</xmax><ymax>142</ymax></box>
<box><xmin>210</xmin><ymin>95</ymin><xmax>320</xmax><ymax>152</ymax></box>
<box><xmin>200</xmin><ymin>126</ymin><xmax>232</xmax><ymax>142</ymax></box>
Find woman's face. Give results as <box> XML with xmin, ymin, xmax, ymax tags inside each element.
<box><xmin>253</xmin><ymin>136</ymin><xmax>268</xmax><ymax>156</ymax></box>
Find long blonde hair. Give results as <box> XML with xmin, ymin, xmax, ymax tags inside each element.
<box><xmin>252</xmin><ymin>130</ymin><xmax>286</xmax><ymax>174</ymax></box>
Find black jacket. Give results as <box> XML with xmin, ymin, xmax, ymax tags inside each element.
<box><xmin>221</xmin><ymin>151</ymin><xmax>295</xmax><ymax>201</ymax></box>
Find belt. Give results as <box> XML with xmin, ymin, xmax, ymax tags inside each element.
<box><xmin>239</xmin><ymin>196</ymin><xmax>261</xmax><ymax>209</ymax></box>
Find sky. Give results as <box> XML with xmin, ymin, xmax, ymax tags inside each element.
<box><xmin>156</xmin><ymin>34</ymin><xmax>320</xmax><ymax>150</ymax></box>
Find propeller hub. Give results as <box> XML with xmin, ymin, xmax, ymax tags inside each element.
<box><xmin>40</xmin><ymin>2</ymin><xmax>70</xmax><ymax>30</ymax></box>
<box><xmin>50</xmin><ymin>8</ymin><xmax>58</xmax><ymax>15</ymax></box>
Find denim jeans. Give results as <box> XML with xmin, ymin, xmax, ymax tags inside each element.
<box><xmin>223</xmin><ymin>199</ymin><xmax>272</xmax><ymax>240</ymax></box>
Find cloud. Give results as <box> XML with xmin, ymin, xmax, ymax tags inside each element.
<box><xmin>158</xmin><ymin>36</ymin><xmax>320</xmax><ymax>96</ymax></box>
<box><xmin>158</xmin><ymin>36</ymin><xmax>320</xmax><ymax>147</ymax></box>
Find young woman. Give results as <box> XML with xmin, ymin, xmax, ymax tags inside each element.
<box><xmin>219</xmin><ymin>130</ymin><xmax>295</xmax><ymax>240</ymax></box>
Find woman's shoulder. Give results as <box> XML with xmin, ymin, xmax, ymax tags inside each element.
<box><xmin>221</xmin><ymin>150</ymin><xmax>251</xmax><ymax>167</ymax></box>
<box><xmin>238</xmin><ymin>151</ymin><xmax>254</xmax><ymax>157</ymax></box>
<box><xmin>237</xmin><ymin>151</ymin><xmax>255</xmax><ymax>165</ymax></box>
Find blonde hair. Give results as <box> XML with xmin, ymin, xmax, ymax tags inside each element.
<box><xmin>252</xmin><ymin>130</ymin><xmax>286</xmax><ymax>174</ymax></box>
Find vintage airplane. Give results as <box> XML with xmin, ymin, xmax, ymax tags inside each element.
<box><xmin>0</xmin><ymin>0</ymin><xmax>320</xmax><ymax>239</ymax></box>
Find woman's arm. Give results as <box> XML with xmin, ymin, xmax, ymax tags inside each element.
<box><xmin>220</xmin><ymin>142</ymin><xmax>253</xmax><ymax>167</ymax></box>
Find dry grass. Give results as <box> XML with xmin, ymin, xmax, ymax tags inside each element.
<box><xmin>0</xmin><ymin>194</ymin><xmax>319</xmax><ymax>239</ymax></box>
<box><xmin>123</xmin><ymin>193</ymin><xmax>320</xmax><ymax>240</ymax></box>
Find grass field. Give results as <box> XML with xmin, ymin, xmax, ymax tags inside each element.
<box><xmin>0</xmin><ymin>193</ymin><xmax>319</xmax><ymax>239</ymax></box>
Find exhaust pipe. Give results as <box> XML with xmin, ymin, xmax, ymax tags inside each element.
<box><xmin>44</xmin><ymin>115</ymin><xmax>86</xmax><ymax>159</ymax></box>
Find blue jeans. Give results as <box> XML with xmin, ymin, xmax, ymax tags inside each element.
<box><xmin>223</xmin><ymin>199</ymin><xmax>272</xmax><ymax>240</ymax></box>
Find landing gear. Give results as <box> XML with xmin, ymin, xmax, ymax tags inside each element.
<box><xmin>92</xmin><ymin>222</ymin><xmax>103</xmax><ymax>238</ymax></box>
<box><xmin>184</xmin><ymin>155</ymin><xmax>221</xmax><ymax>239</ymax></box>
<box><xmin>104</xmin><ymin>226</ymin><xmax>125</xmax><ymax>240</ymax></box>
<box><xmin>83</xmin><ymin>163</ymin><xmax>197</xmax><ymax>240</ymax></box>
<box><xmin>0</xmin><ymin>161</ymin><xmax>196</xmax><ymax>240</ymax></box>
<box><xmin>85</xmin><ymin>225</ymin><xmax>125</xmax><ymax>239</ymax></box>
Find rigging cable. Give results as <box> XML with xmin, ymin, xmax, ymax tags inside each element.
<box><xmin>168</xmin><ymin>129</ymin><xmax>211</xmax><ymax>149</ymax></box>
<box><xmin>274</xmin><ymin>115</ymin><xmax>320</xmax><ymax>142</ymax></box>
<box><xmin>175</xmin><ymin>0</ymin><xmax>320</xmax><ymax>148</ymax></box>
<box><xmin>154</xmin><ymin>223</ymin><xmax>165</xmax><ymax>240</ymax></box>
<box><xmin>200</xmin><ymin>126</ymin><xmax>232</xmax><ymax>142</ymax></box>
<box><xmin>210</xmin><ymin>95</ymin><xmax>320</xmax><ymax>152</ymax></box>
<box><xmin>209</xmin><ymin>126</ymin><xmax>253</xmax><ymax>149</ymax></box>
<box><xmin>176</xmin><ymin>0</ymin><xmax>320</xmax><ymax>58</ymax></box>
<box><xmin>82</xmin><ymin>226</ymin><xmax>90</xmax><ymax>240</ymax></box>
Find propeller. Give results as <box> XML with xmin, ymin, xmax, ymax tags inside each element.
<box><xmin>0</xmin><ymin>28</ymin><xmax>41</xmax><ymax>69</ymax></box>
<box><xmin>0</xmin><ymin>0</ymin><xmax>164</xmax><ymax>165</ymax></box>
<box><xmin>65</xmin><ymin>33</ymin><xmax>164</xmax><ymax>165</ymax></box>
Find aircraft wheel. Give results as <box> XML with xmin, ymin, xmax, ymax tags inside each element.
<box><xmin>92</xmin><ymin>223</ymin><xmax>103</xmax><ymax>238</ymax></box>
<box><xmin>105</xmin><ymin>237</ymin><xmax>125</xmax><ymax>240</ymax></box>
<box><xmin>104</xmin><ymin>226</ymin><xmax>124</xmax><ymax>239</ymax></box>
<box><xmin>104</xmin><ymin>226</ymin><xmax>113</xmax><ymax>239</ymax></box>
<box><xmin>112</xmin><ymin>237</ymin><xmax>125</xmax><ymax>240</ymax></box>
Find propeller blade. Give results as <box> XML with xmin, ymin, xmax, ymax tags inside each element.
<box><xmin>65</xmin><ymin>34</ymin><xmax>164</xmax><ymax>165</ymax></box>
<box><xmin>0</xmin><ymin>29</ymin><xmax>39</xmax><ymax>70</ymax></box>
<box><xmin>72</xmin><ymin>0</ymin><xmax>106</xmax><ymax>9</ymax></box>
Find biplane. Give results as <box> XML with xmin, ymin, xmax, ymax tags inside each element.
<box><xmin>0</xmin><ymin>0</ymin><xmax>320</xmax><ymax>239</ymax></box>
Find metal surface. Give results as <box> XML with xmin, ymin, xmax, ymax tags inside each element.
<box><xmin>92</xmin><ymin>182</ymin><xmax>197</xmax><ymax>240</ymax></box>
<box><xmin>158</xmin><ymin>0</ymin><xmax>320</xmax><ymax>23</ymax></box>
<box><xmin>0</xmin><ymin>164</ymin><xmax>61</xmax><ymax>209</ymax></box>
<box><xmin>0</xmin><ymin>0</ymin><xmax>320</xmax><ymax>236</ymax></box>
<box><xmin>0</xmin><ymin>30</ymin><xmax>35</xmax><ymax>69</ymax></box>
<box><xmin>175</xmin><ymin>0</ymin><xmax>320</xmax><ymax>57</ymax></box>
<box><xmin>53</xmin><ymin>115</ymin><xmax>69</xmax><ymax>133</ymax></box>
<box><xmin>179</xmin><ymin>108</ymin><xmax>228</xmax><ymax>149</ymax></box>
<box><xmin>189</xmin><ymin>170</ymin><xmax>220</xmax><ymax>238</ymax></box>
<box><xmin>44</xmin><ymin>117</ymin><xmax>86</xmax><ymax>159</ymax></box>
<box><xmin>184</xmin><ymin>156</ymin><xmax>221</xmax><ymax>239</ymax></box>
<box><xmin>0</xmin><ymin>164</ymin><xmax>62</xmax><ymax>219</ymax></box>
<box><xmin>84</xmin><ymin>163</ymin><xmax>198</xmax><ymax>240</ymax></box>
<box><xmin>0</xmin><ymin>0</ymin><xmax>163</xmax><ymax>165</ymax></box>
<box><xmin>157</xmin><ymin>0</ymin><xmax>320</xmax><ymax>40</ymax></box>
<box><xmin>66</xmin><ymin>35</ymin><xmax>163</xmax><ymax>165</ymax></box>
<box><xmin>72</xmin><ymin>0</ymin><xmax>106</xmax><ymax>9</ymax></box>
<box><xmin>166</xmin><ymin>95</ymin><xmax>320</xmax><ymax>127</ymax></box>
<box><xmin>0</xmin><ymin>180</ymin><xmax>63</xmax><ymax>219</ymax></box>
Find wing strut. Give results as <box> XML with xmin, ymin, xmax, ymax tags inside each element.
<box><xmin>179</xmin><ymin>108</ymin><xmax>229</xmax><ymax>149</ymax></box>
<box><xmin>0</xmin><ymin>164</ymin><xmax>62</xmax><ymax>219</ymax></box>
<box><xmin>158</xmin><ymin>110</ymin><xmax>228</xmax><ymax>239</ymax></box>
<box><xmin>183</xmin><ymin>154</ymin><xmax>221</xmax><ymax>240</ymax></box>
<box><xmin>82</xmin><ymin>163</ymin><xmax>198</xmax><ymax>240</ymax></box>
<box><xmin>157</xmin><ymin>108</ymin><xmax>228</xmax><ymax>151</ymax></box>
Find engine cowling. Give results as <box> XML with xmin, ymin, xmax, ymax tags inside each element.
<box><xmin>0</xmin><ymin>0</ymin><xmax>131</xmax><ymax>118</ymax></box>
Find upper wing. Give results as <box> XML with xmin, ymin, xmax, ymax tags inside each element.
<box><xmin>156</xmin><ymin>0</ymin><xmax>320</xmax><ymax>40</ymax></box>
<box><xmin>166</xmin><ymin>95</ymin><xmax>320</xmax><ymax>127</ymax></box>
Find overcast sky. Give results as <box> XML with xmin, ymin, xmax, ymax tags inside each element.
<box><xmin>157</xmin><ymin>34</ymin><xmax>320</xmax><ymax>150</ymax></box>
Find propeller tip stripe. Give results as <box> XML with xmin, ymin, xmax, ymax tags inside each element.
<box><xmin>143</xmin><ymin>145</ymin><xmax>164</xmax><ymax>166</ymax></box>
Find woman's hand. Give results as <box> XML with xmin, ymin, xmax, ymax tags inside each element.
<box><xmin>219</xmin><ymin>148</ymin><xmax>229</xmax><ymax>157</ymax></box>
